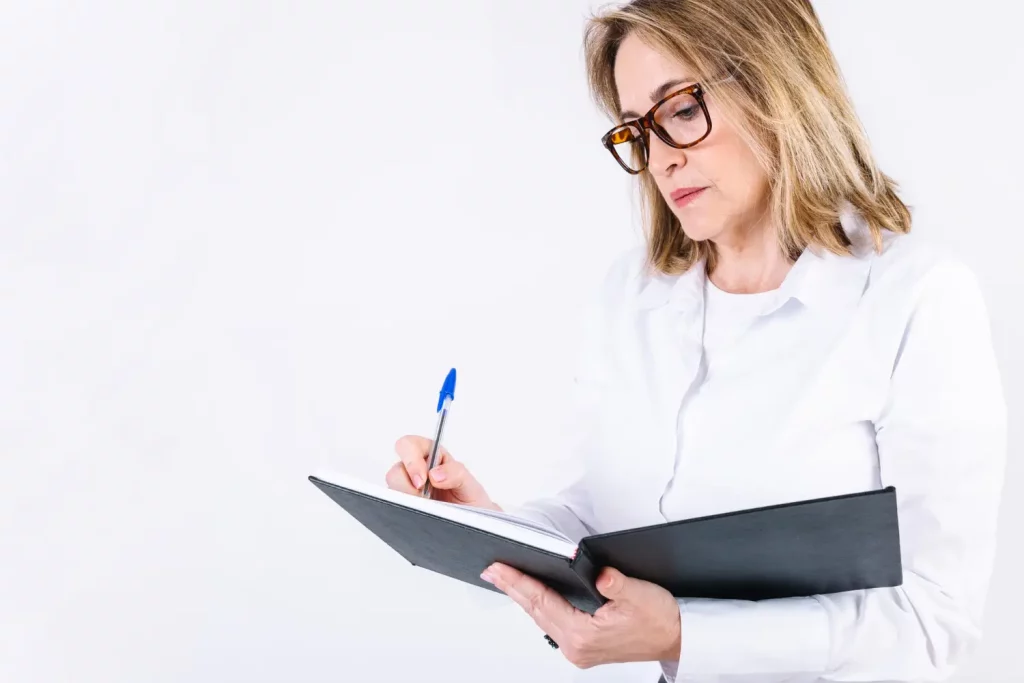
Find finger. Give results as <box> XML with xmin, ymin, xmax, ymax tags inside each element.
<box><xmin>394</xmin><ymin>436</ymin><xmax>450</xmax><ymax>489</ymax></box>
<box><xmin>427</xmin><ymin>459</ymin><xmax>469</xmax><ymax>490</ymax></box>
<box><xmin>395</xmin><ymin>435</ymin><xmax>452</xmax><ymax>463</ymax></box>
<box><xmin>482</xmin><ymin>564</ymin><xmax>563</xmax><ymax>637</ymax></box>
<box><xmin>596</xmin><ymin>566</ymin><xmax>652</xmax><ymax>605</ymax></box>
<box><xmin>596</xmin><ymin>567</ymin><xmax>627</xmax><ymax>600</ymax></box>
<box><xmin>384</xmin><ymin>462</ymin><xmax>417</xmax><ymax>494</ymax></box>
<box><xmin>482</xmin><ymin>563</ymin><xmax>581</xmax><ymax>636</ymax></box>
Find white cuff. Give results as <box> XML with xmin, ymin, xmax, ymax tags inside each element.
<box><xmin>672</xmin><ymin>597</ymin><xmax>831</xmax><ymax>677</ymax></box>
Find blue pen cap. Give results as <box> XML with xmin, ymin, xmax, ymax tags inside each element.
<box><xmin>437</xmin><ymin>368</ymin><xmax>457</xmax><ymax>412</ymax></box>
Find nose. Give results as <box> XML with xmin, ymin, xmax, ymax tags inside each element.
<box><xmin>646</xmin><ymin>132</ymin><xmax>685</xmax><ymax>177</ymax></box>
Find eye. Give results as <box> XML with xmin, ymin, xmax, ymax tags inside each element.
<box><xmin>672</xmin><ymin>104</ymin><xmax>700</xmax><ymax>121</ymax></box>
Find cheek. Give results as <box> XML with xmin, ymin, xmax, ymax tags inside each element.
<box><xmin>706</xmin><ymin>141</ymin><xmax>769</xmax><ymax>207</ymax></box>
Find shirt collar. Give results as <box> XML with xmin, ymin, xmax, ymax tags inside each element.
<box><xmin>636</xmin><ymin>203</ymin><xmax>874</xmax><ymax>315</ymax></box>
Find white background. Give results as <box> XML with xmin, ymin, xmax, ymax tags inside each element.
<box><xmin>2</xmin><ymin>1</ymin><xmax>1021</xmax><ymax>681</ymax></box>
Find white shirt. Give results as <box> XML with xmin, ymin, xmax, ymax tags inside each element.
<box><xmin>514</xmin><ymin>207</ymin><xmax>1007</xmax><ymax>683</ymax></box>
<box><xmin>661</xmin><ymin>279</ymin><xmax>778</xmax><ymax>522</ymax></box>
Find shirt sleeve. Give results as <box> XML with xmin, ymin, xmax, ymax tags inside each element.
<box><xmin>504</xmin><ymin>299</ymin><xmax>608</xmax><ymax>542</ymax></box>
<box><xmin>503</xmin><ymin>250</ymin><xmax>638</xmax><ymax>542</ymax></box>
<box><xmin>661</xmin><ymin>259</ymin><xmax>1007</xmax><ymax>681</ymax></box>
<box><xmin>505</xmin><ymin>375</ymin><xmax>600</xmax><ymax>542</ymax></box>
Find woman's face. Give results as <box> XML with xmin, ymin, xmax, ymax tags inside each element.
<box><xmin>613</xmin><ymin>33</ymin><xmax>771</xmax><ymax>244</ymax></box>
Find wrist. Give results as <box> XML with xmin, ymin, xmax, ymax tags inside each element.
<box><xmin>658</xmin><ymin>605</ymin><xmax>682</xmax><ymax>661</ymax></box>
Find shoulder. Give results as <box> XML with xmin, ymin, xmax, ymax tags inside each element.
<box><xmin>571</xmin><ymin>245</ymin><xmax>654</xmax><ymax>381</ymax></box>
<box><xmin>596</xmin><ymin>244</ymin><xmax>651</xmax><ymax>301</ymax></box>
<box><xmin>590</xmin><ymin>243</ymin><xmax>689</xmax><ymax>314</ymax></box>
<box><xmin>576</xmin><ymin>244</ymin><xmax>652</xmax><ymax>324</ymax></box>
<box><xmin>861</xmin><ymin>229</ymin><xmax>999</xmax><ymax>384</ymax></box>
<box><xmin>867</xmin><ymin>228</ymin><xmax>1005</xmax><ymax>426</ymax></box>
<box><xmin>865</xmin><ymin>229</ymin><xmax>989</xmax><ymax>314</ymax></box>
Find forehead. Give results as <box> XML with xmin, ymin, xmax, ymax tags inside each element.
<box><xmin>613</xmin><ymin>33</ymin><xmax>697</xmax><ymax>110</ymax></box>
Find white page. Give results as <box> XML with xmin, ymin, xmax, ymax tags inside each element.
<box><xmin>310</xmin><ymin>469</ymin><xmax>578</xmax><ymax>558</ymax></box>
<box><xmin>439</xmin><ymin>503</ymin><xmax>571</xmax><ymax>538</ymax></box>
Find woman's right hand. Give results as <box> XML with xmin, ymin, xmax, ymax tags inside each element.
<box><xmin>387</xmin><ymin>435</ymin><xmax>501</xmax><ymax>511</ymax></box>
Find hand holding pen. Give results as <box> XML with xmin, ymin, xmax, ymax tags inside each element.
<box><xmin>385</xmin><ymin>369</ymin><xmax>565</xmax><ymax>653</ymax></box>
<box><xmin>385</xmin><ymin>368</ymin><xmax>502</xmax><ymax>511</ymax></box>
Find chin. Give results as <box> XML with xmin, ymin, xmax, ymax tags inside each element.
<box><xmin>676</xmin><ymin>216</ymin><xmax>722</xmax><ymax>243</ymax></box>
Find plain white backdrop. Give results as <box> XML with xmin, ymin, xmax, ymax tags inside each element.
<box><xmin>2</xmin><ymin>1</ymin><xmax>1021</xmax><ymax>681</ymax></box>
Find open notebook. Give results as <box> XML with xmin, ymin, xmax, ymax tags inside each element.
<box><xmin>312</xmin><ymin>470</ymin><xmax>578</xmax><ymax>555</ymax></box>
<box><xmin>309</xmin><ymin>471</ymin><xmax>903</xmax><ymax>614</ymax></box>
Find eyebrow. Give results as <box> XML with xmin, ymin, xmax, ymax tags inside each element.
<box><xmin>619</xmin><ymin>77</ymin><xmax>694</xmax><ymax>119</ymax></box>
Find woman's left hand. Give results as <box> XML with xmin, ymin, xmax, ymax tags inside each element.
<box><xmin>480</xmin><ymin>562</ymin><xmax>681</xmax><ymax>669</ymax></box>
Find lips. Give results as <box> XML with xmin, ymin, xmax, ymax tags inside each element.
<box><xmin>670</xmin><ymin>187</ymin><xmax>708</xmax><ymax>207</ymax></box>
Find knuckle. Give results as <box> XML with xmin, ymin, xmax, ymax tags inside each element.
<box><xmin>402</xmin><ymin>452</ymin><xmax>425</xmax><ymax>470</ymax></box>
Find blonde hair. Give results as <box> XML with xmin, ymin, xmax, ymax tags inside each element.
<box><xmin>583</xmin><ymin>0</ymin><xmax>912</xmax><ymax>274</ymax></box>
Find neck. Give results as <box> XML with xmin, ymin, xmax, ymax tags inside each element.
<box><xmin>707</xmin><ymin>218</ymin><xmax>792</xmax><ymax>294</ymax></box>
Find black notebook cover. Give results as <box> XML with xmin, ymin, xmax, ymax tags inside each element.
<box><xmin>309</xmin><ymin>476</ymin><xmax>902</xmax><ymax>615</ymax></box>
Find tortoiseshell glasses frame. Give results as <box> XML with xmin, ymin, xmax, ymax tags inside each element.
<box><xmin>601</xmin><ymin>82</ymin><xmax>713</xmax><ymax>175</ymax></box>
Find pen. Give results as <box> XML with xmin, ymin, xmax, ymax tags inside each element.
<box><xmin>422</xmin><ymin>368</ymin><xmax>456</xmax><ymax>499</ymax></box>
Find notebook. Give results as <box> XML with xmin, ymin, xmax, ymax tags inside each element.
<box><xmin>308</xmin><ymin>472</ymin><xmax>902</xmax><ymax>614</ymax></box>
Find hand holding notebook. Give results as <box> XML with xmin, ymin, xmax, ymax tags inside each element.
<box><xmin>478</xmin><ymin>556</ymin><xmax>684</xmax><ymax>664</ymax></box>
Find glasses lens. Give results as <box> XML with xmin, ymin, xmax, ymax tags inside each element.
<box><xmin>654</xmin><ymin>91</ymin><xmax>708</xmax><ymax>146</ymax></box>
<box><xmin>607</xmin><ymin>123</ymin><xmax>646</xmax><ymax>172</ymax></box>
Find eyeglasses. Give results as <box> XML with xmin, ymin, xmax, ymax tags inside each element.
<box><xmin>601</xmin><ymin>83</ymin><xmax>713</xmax><ymax>174</ymax></box>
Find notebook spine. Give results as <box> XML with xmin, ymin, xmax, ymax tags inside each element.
<box><xmin>569</xmin><ymin>543</ymin><xmax>608</xmax><ymax>611</ymax></box>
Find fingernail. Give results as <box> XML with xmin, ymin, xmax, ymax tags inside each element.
<box><xmin>480</xmin><ymin>571</ymin><xmax>494</xmax><ymax>584</ymax></box>
<box><xmin>412</xmin><ymin>474</ymin><xmax>424</xmax><ymax>489</ymax></box>
<box><xmin>431</xmin><ymin>468</ymin><xmax>446</xmax><ymax>482</ymax></box>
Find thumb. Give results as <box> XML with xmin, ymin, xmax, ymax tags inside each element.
<box><xmin>596</xmin><ymin>567</ymin><xmax>639</xmax><ymax>601</ymax></box>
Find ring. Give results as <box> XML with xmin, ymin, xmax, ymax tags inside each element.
<box><xmin>544</xmin><ymin>634</ymin><xmax>559</xmax><ymax>649</ymax></box>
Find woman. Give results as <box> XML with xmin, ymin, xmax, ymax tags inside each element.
<box><xmin>386</xmin><ymin>0</ymin><xmax>1006</xmax><ymax>681</ymax></box>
